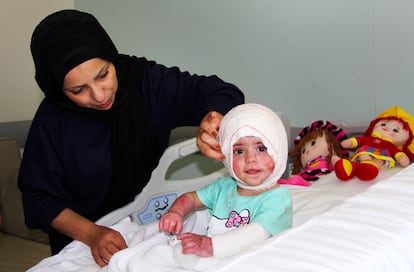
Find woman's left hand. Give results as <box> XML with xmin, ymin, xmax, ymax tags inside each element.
<box><xmin>196</xmin><ymin>111</ymin><xmax>225</xmax><ymax>161</ymax></box>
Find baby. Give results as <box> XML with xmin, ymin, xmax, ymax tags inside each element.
<box><xmin>159</xmin><ymin>103</ymin><xmax>292</xmax><ymax>263</ymax></box>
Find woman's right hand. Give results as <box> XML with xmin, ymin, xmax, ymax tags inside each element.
<box><xmin>51</xmin><ymin>208</ymin><xmax>127</xmax><ymax>267</ymax></box>
<box><xmin>87</xmin><ymin>224</ymin><xmax>127</xmax><ymax>267</ymax></box>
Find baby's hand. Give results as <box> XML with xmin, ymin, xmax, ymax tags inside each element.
<box><xmin>159</xmin><ymin>211</ymin><xmax>184</xmax><ymax>234</ymax></box>
<box><xmin>178</xmin><ymin>233</ymin><xmax>213</xmax><ymax>257</ymax></box>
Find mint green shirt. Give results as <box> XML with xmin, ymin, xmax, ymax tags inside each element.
<box><xmin>196</xmin><ymin>177</ymin><xmax>292</xmax><ymax>236</ymax></box>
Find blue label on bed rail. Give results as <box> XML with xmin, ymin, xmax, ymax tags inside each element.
<box><xmin>135</xmin><ymin>193</ymin><xmax>177</xmax><ymax>224</ymax></box>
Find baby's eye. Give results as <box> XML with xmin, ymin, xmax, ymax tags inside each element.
<box><xmin>233</xmin><ymin>149</ymin><xmax>244</xmax><ymax>155</ymax></box>
<box><xmin>310</xmin><ymin>140</ymin><xmax>316</xmax><ymax>146</ymax></box>
<box><xmin>258</xmin><ymin>146</ymin><xmax>267</xmax><ymax>152</ymax></box>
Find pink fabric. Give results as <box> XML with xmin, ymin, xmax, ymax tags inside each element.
<box><xmin>278</xmin><ymin>176</ymin><xmax>312</xmax><ymax>187</ymax></box>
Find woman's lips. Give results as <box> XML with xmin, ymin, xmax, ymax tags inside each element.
<box><xmin>97</xmin><ymin>98</ymin><xmax>113</xmax><ymax>110</ymax></box>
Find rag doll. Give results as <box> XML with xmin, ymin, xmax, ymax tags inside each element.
<box><xmin>335</xmin><ymin>106</ymin><xmax>414</xmax><ymax>181</ymax></box>
<box><xmin>289</xmin><ymin>120</ymin><xmax>349</xmax><ymax>183</ymax></box>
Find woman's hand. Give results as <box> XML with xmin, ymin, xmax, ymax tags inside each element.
<box><xmin>51</xmin><ymin>208</ymin><xmax>127</xmax><ymax>267</ymax></box>
<box><xmin>178</xmin><ymin>233</ymin><xmax>213</xmax><ymax>257</ymax></box>
<box><xmin>197</xmin><ymin>111</ymin><xmax>225</xmax><ymax>161</ymax></box>
<box><xmin>86</xmin><ymin>225</ymin><xmax>127</xmax><ymax>267</ymax></box>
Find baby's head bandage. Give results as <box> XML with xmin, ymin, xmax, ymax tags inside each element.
<box><xmin>219</xmin><ymin>104</ymin><xmax>288</xmax><ymax>191</ymax></box>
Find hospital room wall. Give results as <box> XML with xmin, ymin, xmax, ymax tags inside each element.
<box><xmin>1</xmin><ymin>0</ymin><xmax>413</xmax><ymax>128</ymax></box>
<box><xmin>74</xmin><ymin>0</ymin><xmax>414</xmax><ymax>128</ymax></box>
<box><xmin>0</xmin><ymin>0</ymin><xmax>73</xmax><ymax>123</ymax></box>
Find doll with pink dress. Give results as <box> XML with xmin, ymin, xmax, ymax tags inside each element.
<box><xmin>288</xmin><ymin>120</ymin><xmax>349</xmax><ymax>184</ymax></box>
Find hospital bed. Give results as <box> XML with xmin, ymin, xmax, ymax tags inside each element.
<box><xmin>27</xmin><ymin>115</ymin><xmax>414</xmax><ymax>272</ymax></box>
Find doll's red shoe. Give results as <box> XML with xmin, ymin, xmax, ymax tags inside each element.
<box><xmin>355</xmin><ymin>161</ymin><xmax>379</xmax><ymax>181</ymax></box>
<box><xmin>335</xmin><ymin>159</ymin><xmax>357</xmax><ymax>181</ymax></box>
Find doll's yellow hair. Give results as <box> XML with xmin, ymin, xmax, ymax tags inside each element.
<box><xmin>376</xmin><ymin>106</ymin><xmax>414</xmax><ymax>158</ymax></box>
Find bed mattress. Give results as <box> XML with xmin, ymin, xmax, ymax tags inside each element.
<box><xmin>27</xmin><ymin>163</ymin><xmax>412</xmax><ymax>272</ymax></box>
<box><xmin>213</xmin><ymin>165</ymin><xmax>414</xmax><ymax>272</ymax></box>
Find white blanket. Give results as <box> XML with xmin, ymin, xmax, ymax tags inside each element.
<box><xmin>27</xmin><ymin>166</ymin><xmax>407</xmax><ymax>272</ymax></box>
<box><xmin>103</xmin><ymin>211</ymin><xmax>231</xmax><ymax>272</ymax></box>
<box><xmin>28</xmin><ymin>211</ymin><xmax>218</xmax><ymax>272</ymax></box>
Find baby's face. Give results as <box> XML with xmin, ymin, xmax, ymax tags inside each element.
<box><xmin>232</xmin><ymin>136</ymin><xmax>275</xmax><ymax>187</ymax></box>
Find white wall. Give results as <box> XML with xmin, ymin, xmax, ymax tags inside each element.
<box><xmin>0</xmin><ymin>0</ymin><xmax>73</xmax><ymax>122</ymax></box>
<box><xmin>2</xmin><ymin>1</ymin><xmax>413</xmax><ymax>127</ymax></box>
<box><xmin>75</xmin><ymin>0</ymin><xmax>414</xmax><ymax>127</ymax></box>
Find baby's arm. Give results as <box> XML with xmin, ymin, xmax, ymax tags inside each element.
<box><xmin>212</xmin><ymin>223</ymin><xmax>270</xmax><ymax>257</ymax></box>
<box><xmin>178</xmin><ymin>223</ymin><xmax>270</xmax><ymax>258</ymax></box>
<box><xmin>159</xmin><ymin>192</ymin><xmax>204</xmax><ymax>234</ymax></box>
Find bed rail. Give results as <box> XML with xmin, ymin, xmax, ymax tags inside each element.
<box><xmin>96</xmin><ymin>137</ymin><xmax>228</xmax><ymax>226</ymax></box>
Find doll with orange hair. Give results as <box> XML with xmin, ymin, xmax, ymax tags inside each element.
<box><xmin>335</xmin><ymin>106</ymin><xmax>414</xmax><ymax>181</ymax></box>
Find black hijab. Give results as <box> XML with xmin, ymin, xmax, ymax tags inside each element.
<box><xmin>30</xmin><ymin>9</ymin><xmax>161</xmax><ymax>214</ymax></box>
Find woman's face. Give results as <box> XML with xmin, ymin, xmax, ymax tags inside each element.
<box><xmin>63</xmin><ymin>58</ymin><xmax>118</xmax><ymax>110</ymax></box>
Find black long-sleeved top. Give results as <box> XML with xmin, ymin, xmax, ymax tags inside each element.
<box><xmin>18</xmin><ymin>60</ymin><xmax>244</xmax><ymax>235</ymax></box>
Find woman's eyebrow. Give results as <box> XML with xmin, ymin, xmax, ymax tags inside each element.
<box><xmin>94</xmin><ymin>62</ymin><xmax>110</xmax><ymax>79</ymax></box>
<box><xmin>63</xmin><ymin>84</ymin><xmax>84</xmax><ymax>92</ymax></box>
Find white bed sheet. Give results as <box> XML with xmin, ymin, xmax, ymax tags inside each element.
<box><xmin>27</xmin><ymin>165</ymin><xmax>409</xmax><ymax>272</ymax></box>
<box><xmin>288</xmin><ymin>166</ymin><xmax>402</xmax><ymax>227</ymax></box>
<box><xmin>213</xmin><ymin>164</ymin><xmax>414</xmax><ymax>272</ymax></box>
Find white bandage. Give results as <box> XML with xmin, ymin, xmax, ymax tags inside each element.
<box><xmin>219</xmin><ymin>103</ymin><xmax>288</xmax><ymax>191</ymax></box>
<box><xmin>211</xmin><ymin>223</ymin><xmax>271</xmax><ymax>258</ymax></box>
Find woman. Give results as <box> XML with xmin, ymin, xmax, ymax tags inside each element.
<box><xmin>18</xmin><ymin>9</ymin><xmax>244</xmax><ymax>267</ymax></box>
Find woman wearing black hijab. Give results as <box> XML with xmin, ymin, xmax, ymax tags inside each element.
<box><xmin>18</xmin><ymin>9</ymin><xmax>244</xmax><ymax>267</ymax></box>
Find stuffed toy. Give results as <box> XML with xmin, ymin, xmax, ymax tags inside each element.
<box><xmin>335</xmin><ymin>106</ymin><xmax>414</xmax><ymax>181</ymax></box>
<box><xmin>289</xmin><ymin>120</ymin><xmax>349</xmax><ymax>183</ymax></box>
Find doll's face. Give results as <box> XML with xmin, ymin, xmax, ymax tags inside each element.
<box><xmin>373</xmin><ymin>120</ymin><xmax>410</xmax><ymax>146</ymax></box>
<box><xmin>300</xmin><ymin>132</ymin><xmax>329</xmax><ymax>166</ymax></box>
